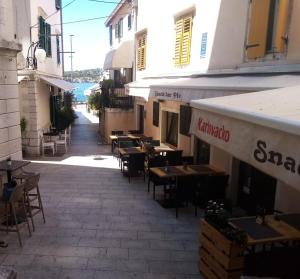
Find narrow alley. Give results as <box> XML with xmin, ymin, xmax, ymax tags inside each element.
<box><xmin>0</xmin><ymin>106</ymin><xmax>201</xmax><ymax>279</ymax></box>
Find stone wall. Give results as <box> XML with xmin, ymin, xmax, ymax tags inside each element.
<box><xmin>0</xmin><ymin>44</ymin><xmax>22</xmax><ymax>161</ymax></box>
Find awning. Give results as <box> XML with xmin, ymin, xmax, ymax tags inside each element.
<box><xmin>40</xmin><ymin>76</ymin><xmax>76</xmax><ymax>91</ymax></box>
<box><xmin>189</xmin><ymin>85</ymin><xmax>300</xmax><ymax>191</ymax></box>
<box><xmin>84</xmin><ymin>84</ymin><xmax>100</xmax><ymax>96</ymax></box>
<box><xmin>149</xmin><ymin>75</ymin><xmax>300</xmax><ymax>102</ymax></box>
<box><xmin>125</xmin><ymin>78</ymin><xmax>180</xmax><ymax>101</ymax></box>
<box><xmin>103</xmin><ymin>40</ymin><xmax>133</xmax><ymax>70</ymax></box>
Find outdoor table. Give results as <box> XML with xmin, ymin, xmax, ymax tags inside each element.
<box><xmin>229</xmin><ymin>214</ymin><xmax>300</xmax><ymax>247</ymax></box>
<box><xmin>119</xmin><ymin>147</ymin><xmax>145</xmax><ymax>156</ymax></box>
<box><xmin>0</xmin><ymin>160</ymin><xmax>30</xmax><ymax>183</ymax></box>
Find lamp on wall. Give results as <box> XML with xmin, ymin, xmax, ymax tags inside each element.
<box><xmin>26</xmin><ymin>41</ymin><xmax>46</xmax><ymax>69</ymax></box>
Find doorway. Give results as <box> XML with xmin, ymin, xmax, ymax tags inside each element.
<box><xmin>138</xmin><ymin>105</ymin><xmax>144</xmax><ymax>134</ymax></box>
<box><xmin>195</xmin><ymin>138</ymin><xmax>210</xmax><ymax>164</ymax></box>
<box><xmin>237</xmin><ymin>161</ymin><xmax>277</xmax><ymax>215</ymax></box>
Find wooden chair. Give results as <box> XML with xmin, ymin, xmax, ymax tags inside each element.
<box><xmin>0</xmin><ymin>183</ymin><xmax>32</xmax><ymax>247</ymax></box>
<box><xmin>123</xmin><ymin>153</ymin><xmax>146</xmax><ymax>183</ymax></box>
<box><xmin>111</xmin><ymin>130</ymin><xmax>124</xmax><ymax>135</ymax></box>
<box><xmin>41</xmin><ymin>136</ymin><xmax>55</xmax><ymax>156</ymax></box>
<box><xmin>165</xmin><ymin>150</ymin><xmax>183</xmax><ymax>166</ymax></box>
<box><xmin>128</xmin><ymin>130</ymin><xmax>140</xmax><ymax>134</ymax></box>
<box><xmin>24</xmin><ymin>173</ymin><xmax>45</xmax><ymax>231</ymax></box>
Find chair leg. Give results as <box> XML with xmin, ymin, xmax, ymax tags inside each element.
<box><xmin>147</xmin><ymin>178</ymin><xmax>150</xmax><ymax>192</ymax></box>
<box><xmin>26</xmin><ymin>191</ymin><xmax>35</xmax><ymax>231</ymax></box>
<box><xmin>37</xmin><ymin>186</ymin><xmax>46</xmax><ymax>223</ymax></box>
<box><xmin>11</xmin><ymin>204</ymin><xmax>22</xmax><ymax>247</ymax></box>
<box><xmin>22</xmin><ymin>198</ymin><xmax>31</xmax><ymax>237</ymax></box>
<box><xmin>153</xmin><ymin>184</ymin><xmax>155</xmax><ymax>200</ymax></box>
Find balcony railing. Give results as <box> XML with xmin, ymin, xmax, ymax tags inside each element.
<box><xmin>107</xmin><ymin>88</ymin><xmax>133</xmax><ymax>109</ymax></box>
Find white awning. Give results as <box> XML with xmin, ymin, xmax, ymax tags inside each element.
<box><xmin>40</xmin><ymin>76</ymin><xmax>76</xmax><ymax>91</ymax></box>
<box><xmin>149</xmin><ymin>75</ymin><xmax>300</xmax><ymax>102</ymax></box>
<box><xmin>103</xmin><ymin>40</ymin><xmax>133</xmax><ymax>70</ymax></box>
<box><xmin>189</xmin><ymin>85</ymin><xmax>300</xmax><ymax>191</ymax></box>
<box><xmin>84</xmin><ymin>84</ymin><xmax>100</xmax><ymax>96</ymax></box>
<box><xmin>125</xmin><ymin>78</ymin><xmax>180</xmax><ymax>101</ymax></box>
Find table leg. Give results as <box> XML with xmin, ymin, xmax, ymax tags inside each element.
<box><xmin>7</xmin><ymin>170</ymin><xmax>12</xmax><ymax>183</ymax></box>
<box><xmin>175</xmin><ymin>177</ymin><xmax>178</xmax><ymax>218</ymax></box>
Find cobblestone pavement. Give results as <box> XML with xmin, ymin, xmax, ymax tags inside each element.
<box><xmin>0</xmin><ymin>106</ymin><xmax>202</xmax><ymax>278</ymax></box>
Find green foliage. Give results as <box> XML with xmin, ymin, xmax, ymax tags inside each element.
<box><xmin>54</xmin><ymin>92</ymin><xmax>77</xmax><ymax>131</ymax></box>
<box><xmin>101</xmin><ymin>79</ymin><xmax>115</xmax><ymax>89</ymax></box>
<box><xmin>88</xmin><ymin>92</ymin><xmax>101</xmax><ymax>110</ymax></box>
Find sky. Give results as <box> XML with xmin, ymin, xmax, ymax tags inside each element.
<box><xmin>62</xmin><ymin>0</ymin><xmax>118</xmax><ymax>71</ymax></box>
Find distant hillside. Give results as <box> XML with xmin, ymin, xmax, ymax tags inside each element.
<box><xmin>64</xmin><ymin>68</ymin><xmax>103</xmax><ymax>83</ymax></box>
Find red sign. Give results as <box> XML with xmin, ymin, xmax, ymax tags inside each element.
<box><xmin>198</xmin><ymin>117</ymin><xmax>230</xmax><ymax>142</ymax></box>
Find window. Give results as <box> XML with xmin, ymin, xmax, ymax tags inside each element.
<box><xmin>115</xmin><ymin>23</ymin><xmax>118</xmax><ymax>38</ymax></box>
<box><xmin>128</xmin><ymin>14</ymin><xmax>132</xmax><ymax>30</ymax></box>
<box><xmin>195</xmin><ymin>138</ymin><xmax>210</xmax><ymax>164</ymax></box>
<box><xmin>153</xmin><ymin>101</ymin><xmax>159</xmax><ymax>127</ymax></box>
<box><xmin>39</xmin><ymin>16</ymin><xmax>52</xmax><ymax>57</ymax></box>
<box><xmin>246</xmin><ymin>0</ymin><xmax>289</xmax><ymax>59</ymax></box>
<box><xmin>137</xmin><ymin>33</ymin><xmax>147</xmax><ymax>70</ymax></box>
<box><xmin>118</xmin><ymin>18</ymin><xmax>123</xmax><ymax>38</ymax></box>
<box><xmin>109</xmin><ymin>25</ymin><xmax>113</xmax><ymax>46</ymax></box>
<box><xmin>55</xmin><ymin>0</ymin><xmax>61</xmax><ymax>9</ymax></box>
<box><xmin>179</xmin><ymin>105</ymin><xmax>191</xmax><ymax>136</ymax></box>
<box><xmin>165</xmin><ymin>112</ymin><xmax>178</xmax><ymax>146</ymax></box>
<box><xmin>56</xmin><ymin>35</ymin><xmax>61</xmax><ymax>65</ymax></box>
<box><xmin>174</xmin><ymin>15</ymin><xmax>193</xmax><ymax>66</ymax></box>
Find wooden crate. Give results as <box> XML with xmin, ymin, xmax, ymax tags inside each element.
<box><xmin>199</xmin><ymin>219</ymin><xmax>245</xmax><ymax>279</ymax></box>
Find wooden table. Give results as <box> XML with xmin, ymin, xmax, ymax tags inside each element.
<box><xmin>119</xmin><ymin>147</ymin><xmax>145</xmax><ymax>156</ymax></box>
<box><xmin>0</xmin><ymin>160</ymin><xmax>31</xmax><ymax>183</ymax></box>
<box><xmin>229</xmin><ymin>214</ymin><xmax>300</xmax><ymax>247</ymax></box>
<box><xmin>150</xmin><ymin>164</ymin><xmax>224</xmax><ymax>217</ymax></box>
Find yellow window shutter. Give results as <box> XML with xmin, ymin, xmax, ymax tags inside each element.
<box><xmin>137</xmin><ymin>37</ymin><xmax>142</xmax><ymax>70</ymax></box>
<box><xmin>274</xmin><ymin>0</ymin><xmax>289</xmax><ymax>53</ymax></box>
<box><xmin>174</xmin><ymin>18</ymin><xmax>183</xmax><ymax>66</ymax></box>
<box><xmin>180</xmin><ymin>16</ymin><xmax>192</xmax><ymax>65</ymax></box>
<box><xmin>141</xmin><ymin>34</ymin><xmax>146</xmax><ymax>69</ymax></box>
<box><xmin>247</xmin><ymin>0</ymin><xmax>271</xmax><ymax>59</ymax></box>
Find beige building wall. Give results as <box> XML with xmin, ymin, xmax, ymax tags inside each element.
<box><xmin>275</xmin><ymin>181</ymin><xmax>300</xmax><ymax>213</ymax></box>
<box><xmin>143</xmin><ymin>98</ymin><xmax>191</xmax><ymax>155</ymax></box>
<box><xmin>104</xmin><ymin>108</ymin><xmax>135</xmax><ymax>143</ymax></box>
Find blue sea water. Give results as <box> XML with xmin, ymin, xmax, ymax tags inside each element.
<box><xmin>72</xmin><ymin>82</ymin><xmax>97</xmax><ymax>103</ymax></box>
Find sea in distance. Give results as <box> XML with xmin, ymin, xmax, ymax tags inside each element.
<box><xmin>72</xmin><ymin>82</ymin><xmax>97</xmax><ymax>103</ymax></box>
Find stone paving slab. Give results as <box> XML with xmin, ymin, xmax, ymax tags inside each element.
<box><xmin>0</xmin><ymin>109</ymin><xmax>202</xmax><ymax>278</ymax></box>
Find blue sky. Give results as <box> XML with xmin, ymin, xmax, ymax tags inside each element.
<box><xmin>62</xmin><ymin>0</ymin><xmax>117</xmax><ymax>70</ymax></box>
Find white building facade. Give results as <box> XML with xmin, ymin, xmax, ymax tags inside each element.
<box><xmin>0</xmin><ymin>0</ymin><xmax>23</xmax><ymax>161</ymax></box>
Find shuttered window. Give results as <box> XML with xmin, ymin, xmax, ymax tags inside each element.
<box><xmin>179</xmin><ymin>105</ymin><xmax>191</xmax><ymax>137</ymax></box>
<box><xmin>39</xmin><ymin>16</ymin><xmax>52</xmax><ymax>57</ymax></box>
<box><xmin>128</xmin><ymin>14</ymin><xmax>132</xmax><ymax>30</ymax></box>
<box><xmin>115</xmin><ymin>23</ymin><xmax>118</xmax><ymax>38</ymax></box>
<box><xmin>118</xmin><ymin>18</ymin><xmax>123</xmax><ymax>38</ymax></box>
<box><xmin>56</xmin><ymin>35</ymin><xmax>61</xmax><ymax>65</ymax></box>
<box><xmin>109</xmin><ymin>25</ymin><xmax>113</xmax><ymax>46</ymax></box>
<box><xmin>246</xmin><ymin>0</ymin><xmax>289</xmax><ymax>59</ymax></box>
<box><xmin>137</xmin><ymin>33</ymin><xmax>147</xmax><ymax>71</ymax></box>
<box><xmin>174</xmin><ymin>15</ymin><xmax>193</xmax><ymax>66</ymax></box>
<box><xmin>153</xmin><ymin>101</ymin><xmax>159</xmax><ymax>127</ymax></box>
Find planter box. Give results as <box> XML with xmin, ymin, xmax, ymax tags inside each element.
<box><xmin>199</xmin><ymin>219</ymin><xmax>245</xmax><ymax>279</ymax></box>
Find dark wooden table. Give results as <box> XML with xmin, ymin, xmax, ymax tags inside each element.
<box><xmin>0</xmin><ymin>160</ymin><xmax>30</xmax><ymax>183</ymax></box>
<box><xmin>229</xmin><ymin>214</ymin><xmax>300</xmax><ymax>247</ymax></box>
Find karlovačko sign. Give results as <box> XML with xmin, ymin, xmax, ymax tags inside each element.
<box><xmin>190</xmin><ymin>109</ymin><xmax>300</xmax><ymax>191</ymax></box>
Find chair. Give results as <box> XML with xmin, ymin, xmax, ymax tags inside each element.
<box><xmin>24</xmin><ymin>173</ymin><xmax>45</xmax><ymax>231</ymax></box>
<box><xmin>181</xmin><ymin>155</ymin><xmax>194</xmax><ymax>165</ymax></box>
<box><xmin>149</xmin><ymin>140</ymin><xmax>160</xmax><ymax>147</ymax></box>
<box><xmin>55</xmin><ymin>130</ymin><xmax>68</xmax><ymax>153</ymax></box>
<box><xmin>165</xmin><ymin>150</ymin><xmax>183</xmax><ymax>166</ymax></box>
<box><xmin>41</xmin><ymin>136</ymin><xmax>55</xmax><ymax>156</ymax></box>
<box><xmin>118</xmin><ymin>140</ymin><xmax>136</xmax><ymax>169</ymax></box>
<box><xmin>59</xmin><ymin>126</ymin><xmax>71</xmax><ymax>145</ymax></box>
<box><xmin>147</xmin><ymin>155</ymin><xmax>168</xmax><ymax>199</ymax></box>
<box><xmin>111</xmin><ymin>130</ymin><xmax>124</xmax><ymax>135</ymax></box>
<box><xmin>195</xmin><ymin>174</ymin><xmax>229</xmax><ymax>214</ymax></box>
<box><xmin>123</xmin><ymin>153</ymin><xmax>146</xmax><ymax>183</ymax></box>
<box><xmin>128</xmin><ymin>130</ymin><xmax>140</xmax><ymax>134</ymax></box>
<box><xmin>0</xmin><ymin>183</ymin><xmax>32</xmax><ymax>247</ymax></box>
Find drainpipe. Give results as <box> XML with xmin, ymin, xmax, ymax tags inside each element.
<box><xmin>60</xmin><ymin>4</ymin><xmax>65</xmax><ymax>77</ymax></box>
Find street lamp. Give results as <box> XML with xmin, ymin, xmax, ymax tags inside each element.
<box><xmin>26</xmin><ymin>41</ymin><xmax>46</xmax><ymax>69</ymax></box>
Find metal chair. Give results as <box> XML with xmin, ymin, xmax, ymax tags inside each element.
<box><xmin>55</xmin><ymin>130</ymin><xmax>68</xmax><ymax>153</ymax></box>
<box><xmin>0</xmin><ymin>183</ymin><xmax>32</xmax><ymax>247</ymax></box>
<box><xmin>165</xmin><ymin>150</ymin><xmax>183</xmax><ymax>166</ymax></box>
<box><xmin>123</xmin><ymin>153</ymin><xmax>146</xmax><ymax>183</ymax></box>
<box><xmin>23</xmin><ymin>173</ymin><xmax>45</xmax><ymax>231</ymax></box>
<box><xmin>111</xmin><ymin>130</ymin><xmax>124</xmax><ymax>135</ymax></box>
<box><xmin>128</xmin><ymin>130</ymin><xmax>140</xmax><ymax>134</ymax></box>
<box><xmin>41</xmin><ymin>136</ymin><xmax>55</xmax><ymax>156</ymax></box>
